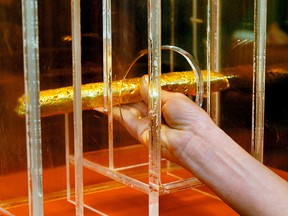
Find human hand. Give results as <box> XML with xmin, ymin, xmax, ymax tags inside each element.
<box><xmin>111</xmin><ymin>75</ymin><xmax>217</xmax><ymax>166</ymax></box>
<box><xmin>96</xmin><ymin>75</ymin><xmax>288</xmax><ymax>215</ymax></box>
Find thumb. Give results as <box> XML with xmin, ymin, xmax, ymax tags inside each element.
<box><xmin>140</xmin><ymin>74</ymin><xmax>181</xmax><ymax>105</ymax></box>
<box><xmin>140</xmin><ymin>75</ymin><xmax>149</xmax><ymax>104</ymax></box>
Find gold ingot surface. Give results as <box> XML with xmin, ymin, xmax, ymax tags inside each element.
<box><xmin>15</xmin><ymin>71</ymin><xmax>229</xmax><ymax>117</ymax></box>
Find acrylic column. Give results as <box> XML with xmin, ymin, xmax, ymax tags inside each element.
<box><xmin>102</xmin><ymin>0</ymin><xmax>114</xmax><ymax>170</ymax></box>
<box><xmin>71</xmin><ymin>0</ymin><xmax>84</xmax><ymax>215</ymax></box>
<box><xmin>251</xmin><ymin>0</ymin><xmax>267</xmax><ymax>162</ymax></box>
<box><xmin>21</xmin><ymin>0</ymin><xmax>44</xmax><ymax>215</ymax></box>
<box><xmin>148</xmin><ymin>0</ymin><xmax>162</xmax><ymax>215</ymax></box>
<box><xmin>208</xmin><ymin>0</ymin><xmax>221</xmax><ymax>124</ymax></box>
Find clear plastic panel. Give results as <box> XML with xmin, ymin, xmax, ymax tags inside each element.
<box><xmin>3</xmin><ymin>0</ymin><xmax>288</xmax><ymax>215</ymax></box>
<box><xmin>219</xmin><ymin>0</ymin><xmax>255</xmax><ymax>153</ymax></box>
<box><xmin>263</xmin><ymin>0</ymin><xmax>288</xmax><ymax>172</ymax></box>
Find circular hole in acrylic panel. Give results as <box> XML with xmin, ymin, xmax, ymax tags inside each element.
<box><xmin>118</xmin><ymin>45</ymin><xmax>204</xmax><ymax>124</ymax></box>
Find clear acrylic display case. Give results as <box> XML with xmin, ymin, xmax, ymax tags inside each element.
<box><xmin>0</xmin><ymin>0</ymin><xmax>288</xmax><ymax>215</ymax></box>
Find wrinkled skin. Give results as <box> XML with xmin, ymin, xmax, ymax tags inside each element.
<box><xmin>96</xmin><ymin>75</ymin><xmax>288</xmax><ymax>216</ymax></box>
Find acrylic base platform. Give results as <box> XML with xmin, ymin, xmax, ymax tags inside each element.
<box><xmin>1</xmin><ymin>145</ymin><xmax>288</xmax><ymax>215</ymax></box>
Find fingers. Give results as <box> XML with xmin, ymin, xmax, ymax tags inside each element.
<box><xmin>95</xmin><ymin>103</ymin><xmax>150</xmax><ymax>146</ymax></box>
<box><xmin>139</xmin><ymin>75</ymin><xmax>149</xmax><ymax>104</ymax></box>
<box><xmin>140</xmin><ymin>74</ymin><xmax>196</xmax><ymax>110</ymax></box>
<box><xmin>112</xmin><ymin>102</ymin><xmax>148</xmax><ymax>123</ymax></box>
<box><xmin>96</xmin><ymin>73</ymin><xmax>210</xmax><ymax>149</ymax></box>
<box><xmin>113</xmin><ymin>105</ymin><xmax>150</xmax><ymax>146</ymax></box>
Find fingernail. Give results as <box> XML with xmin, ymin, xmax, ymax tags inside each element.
<box><xmin>94</xmin><ymin>107</ymin><xmax>104</xmax><ymax>113</ymax></box>
<box><xmin>143</xmin><ymin>75</ymin><xmax>148</xmax><ymax>84</ymax></box>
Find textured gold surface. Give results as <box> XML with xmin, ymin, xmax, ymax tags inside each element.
<box><xmin>15</xmin><ymin>71</ymin><xmax>229</xmax><ymax>117</ymax></box>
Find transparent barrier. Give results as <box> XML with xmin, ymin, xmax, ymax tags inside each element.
<box><xmin>1</xmin><ymin>0</ymin><xmax>288</xmax><ymax>215</ymax></box>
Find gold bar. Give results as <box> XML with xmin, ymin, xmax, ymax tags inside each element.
<box><xmin>15</xmin><ymin>71</ymin><xmax>229</xmax><ymax>117</ymax></box>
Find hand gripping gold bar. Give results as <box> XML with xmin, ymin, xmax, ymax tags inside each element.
<box><xmin>15</xmin><ymin>71</ymin><xmax>229</xmax><ymax>117</ymax></box>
